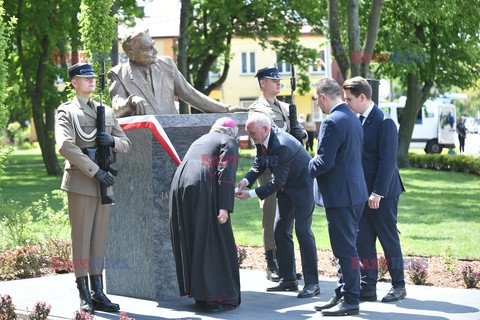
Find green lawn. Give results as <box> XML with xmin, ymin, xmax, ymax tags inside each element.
<box><xmin>1</xmin><ymin>148</ymin><xmax>64</xmax><ymax>212</ymax></box>
<box><xmin>232</xmin><ymin>149</ymin><xmax>480</xmax><ymax>259</ymax></box>
<box><xmin>1</xmin><ymin>147</ymin><xmax>479</xmax><ymax>259</ymax></box>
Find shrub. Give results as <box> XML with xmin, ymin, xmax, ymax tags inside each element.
<box><xmin>28</xmin><ymin>301</ymin><xmax>51</xmax><ymax>320</ymax></box>
<box><xmin>462</xmin><ymin>265</ymin><xmax>480</xmax><ymax>289</ymax></box>
<box><xmin>119</xmin><ymin>312</ymin><xmax>136</xmax><ymax>320</ymax></box>
<box><xmin>6</xmin><ymin>122</ymin><xmax>31</xmax><ymax>149</ymax></box>
<box><xmin>408</xmin><ymin>153</ymin><xmax>480</xmax><ymax>175</ymax></box>
<box><xmin>0</xmin><ymin>246</ymin><xmax>44</xmax><ymax>280</ymax></box>
<box><xmin>378</xmin><ymin>254</ymin><xmax>389</xmax><ymax>281</ymax></box>
<box><xmin>72</xmin><ymin>311</ymin><xmax>94</xmax><ymax>320</ymax></box>
<box><xmin>443</xmin><ymin>243</ymin><xmax>456</xmax><ymax>274</ymax></box>
<box><xmin>408</xmin><ymin>260</ymin><xmax>428</xmax><ymax>285</ymax></box>
<box><xmin>38</xmin><ymin>239</ymin><xmax>72</xmax><ymax>274</ymax></box>
<box><xmin>0</xmin><ymin>198</ymin><xmax>36</xmax><ymax>249</ymax></box>
<box><xmin>0</xmin><ymin>191</ymin><xmax>70</xmax><ymax>252</ymax></box>
<box><xmin>0</xmin><ymin>294</ymin><xmax>17</xmax><ymax>320</ymax></box>
<box><xmin>30</xmin><ymin>191</ymin><xmax>70</xmax><ymax>242</ymax></box>
<box><xmin>237</xmin><ymin>246</ymin><xmax>247</xmax><ymax>267</ymax></box>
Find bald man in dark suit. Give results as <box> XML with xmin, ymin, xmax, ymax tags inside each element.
<box><xmin>236</xmin><ymin>112</ymin><xmax>320</xmax><ymax>299</ymax></box>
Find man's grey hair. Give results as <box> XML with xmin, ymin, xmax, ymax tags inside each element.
<box><xmin>121</xmin><ymin>29</ymin><xmax>149</xmax><ymax>54</ymax></box>
<box><xmin>315</xmin><ymin>77</ymin><xmax>342</xmax><ymax>100</ymax></box>
<box><xmin>246</xmin><ymin>112</ymin><xmax>272</xmax><ymax>129</ymax></box>
<box><xmin>210</xmin><ymin>123</ymin><xmax>239</xmax><ymax>137</ymax></box>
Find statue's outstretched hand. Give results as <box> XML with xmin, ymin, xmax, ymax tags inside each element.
<box><xmin>228</xmin><ymin>105</ymin><xmax>248</xmax><ymax>113</ymax></box>
<box><xmin>130</xmin><ymin>96</ymin><xmax>147</xmax><ymax>115</ymax></box>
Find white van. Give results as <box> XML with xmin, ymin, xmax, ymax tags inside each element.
<box><xmin>380</xmin><ymin>97</ymin><xmax>456</xmax><ymax>154</ymax></box>
<box><xmin>464</xmin><ymin>117</ymin><xmax>478</xmax><ymax>133</ymax></box>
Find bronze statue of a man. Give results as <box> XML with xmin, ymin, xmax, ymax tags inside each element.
<box><xmin>108</xmin><ymin>30</ymin><xmax>245</xmax><ymax>117</ymax></box>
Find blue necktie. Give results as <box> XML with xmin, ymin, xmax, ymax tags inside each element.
<box><xmin>359</xmin><ymin>115</ymin><xmax>365</xmax><ymax>124</ymax></box>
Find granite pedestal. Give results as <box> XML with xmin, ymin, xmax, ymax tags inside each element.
<box><xmin>105</xmin><ymin>113</ymin><xmax>248</xmax><ymax>301</ymax></box>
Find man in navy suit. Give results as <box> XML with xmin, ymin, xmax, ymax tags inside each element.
<box><xmin>309</xmin><ymin>78</ymin><xmax>368</xmax><ymax>316</ymax></box>
<box><xmin>236</xmin><ymin>112</ymin><xmax>320</xmax><ymax>298</ymax></box>
<box><xmin>343</xmin><ymin>76</ymin><xmax>406</xmax><ymax>303</ymax></box>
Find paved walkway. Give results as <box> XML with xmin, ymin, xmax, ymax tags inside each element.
<box><xmin>1</xmin><ymin>269</ymin><xmax>479</xmax><ymax>320</ymax></box>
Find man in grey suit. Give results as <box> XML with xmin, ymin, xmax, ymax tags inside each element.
<box><xmin>108</xmin><ymin>30</ymin><xmax>245</xmax><ymax>117</ymax></box>
<box><xmin>309</xmin><ymin>78</ymin><xmax>368</xmax><ymax>316</ymax></box>
<box><xmin>248</xmin><ymin>66</ymin><xmax>304</xmax><ymax>282</ymax></box>
<box><xmin>56</xmin><ymin>63</ymin><xmax>131</xmax><ymax>313</ymax></box>
<box><xmin>236</xmin><ymin>112</ymin><xmax>320</xmax><ymax>298</ymax></box>
<box><xmin>343</xmin><ymin>76</ymin><xmax>406</xmax><ymax>303</ymax></box>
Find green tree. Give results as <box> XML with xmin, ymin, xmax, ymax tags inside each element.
<box><xmin>3</xmin><ymin>0</ymin><xmax>141</xmax><ymax>175</ymax></box>
<box><xmin>0</xmin><ymin>0</ymin><xmax>12</xmax><ymax>130</ymax></box>
<box><xmin>327</xmin><ymin>0</ymin><xmax>384</xmax><ymax>79</ymax></box>
<box><xmin>178</xmin><ymin>0</ymin><xmax>191</xmax><ymax>114</ymax></box>
<box><xmin>453</xmin><ymin>81</ymin><xmax>480</xmax><ymax>118</ymax></box>
<box><xmin>182</xmin><ymin>0</ymin><xmax>325</xmax><ymax>105</ymax></box>
<box><xmin>375</xmin><ymin>0</ymin><xmax>480</xmax><ymax>166</ymax></box>
<box><xmin>3</xmin><ymin>0</ymin><xmax>83</xmax><ymax>175</ymax></box>
<box><xmin>79</xmin><ymin>0</ymin><xmax>117</xmax><ymax>101</ymax></box>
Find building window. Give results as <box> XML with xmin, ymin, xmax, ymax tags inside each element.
<box><xmin>241</xmin><ymin>52</ymin><xmax>256</xmax><ymax>75</ymax></box>
<box><xmin>311</xmin><ymin>51</ymin><xmax>326</xmax><ymax>74</ymax></box>
<box><xmin>277</xmin><ymin>61</ymin><xmax>292</xmax><ymax>74</ymax></box>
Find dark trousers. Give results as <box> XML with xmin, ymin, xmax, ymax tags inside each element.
<box><xmin>356</xmin><ymin>196</ymin><xmax>405</xmax><ymax>291</ymax></box>
<box><xmin>458</xmin><ymin>135</ymin><xmax>465</xmax><ymax>153</ymax></box>
<box><xmin>274</xmin><ymin>193</ymin><xmax>319</xmax><ymax>285</ymax></box>
<box><xmin>326</xmin><ymin>204</ymin><xmax>363</xmax><ymax>305</ymax></box>
<box><xmin>306</xmin><ymin>131</ymin><xmax>315</xmax><ymax>152</ymax></box>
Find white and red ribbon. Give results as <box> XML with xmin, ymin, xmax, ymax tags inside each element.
<box><xmin>118</xmin><ymin>115</ymin><xmax>181</xmax><ymax>166</ymax></box>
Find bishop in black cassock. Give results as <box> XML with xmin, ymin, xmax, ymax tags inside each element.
<box><xmin>169</xmin><ymin>117</ymin><xmax>241</xmax><ymax>311</ymax></box>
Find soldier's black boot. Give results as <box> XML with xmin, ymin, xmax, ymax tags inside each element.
<box><xmin>75</xmin><ymin>276</ymin><xmax>95</xmax><ymax>314</ymax></box>
<box><xmin>90</xmin><ymin>274</ymin><xmax>120</xmax><ymax>312</ymax></box>
<box><xmin>265</xmin><ymin>249</ymin><xmax>280</xmax><ymax>282</ymax></box>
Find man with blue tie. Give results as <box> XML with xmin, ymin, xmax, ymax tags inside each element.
<box><xmin>236</xmin><ymin>112</ymin><xmax>320</xmax><ymax>299</ymax></box>
<box><xmin>309</xmin><ymin>77</ymin><xmax>368</xmax><ymax>316</ymax></box>
<box><xmin>342</xmin><ymin>76</ymin><xmax>406</xmax><ymax>303</ymax></box>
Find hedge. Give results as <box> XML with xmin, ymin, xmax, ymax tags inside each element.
<box><xmin>408</xmin><ymin>153</ymin><xmax>480</xmax><ymax>175</ymax></box>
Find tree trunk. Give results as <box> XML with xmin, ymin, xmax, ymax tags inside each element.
<box><xmin>111</xmin><ymin>0</ymin><xmax>119</xmax><ymax>66</ymax></box>
<box><xmin>16</xmin><ymin>0</ymin><xmax>61</xmax><ymax>176</ymax></box>
<box><xmin>178</xmin><ymin>0</ymin><xmax>191</xmax><ymax>114</ymax></box>
<box><xmin>347</xmin><ymin>0</ymin><xmax>360</xmax><ymax>77</ymax></box>
<box><xmin>360</xmin><ymin>0</ymin><xmax>384</xmax><ymax>78</ymax></box>
<box><xmin>328</xmin><ymin>0</ymin><xmax>350</xmax><ymax>80</ymax></box>
<box><xmin>397</xmin><ymin>74</ymin><xmax>433</xmax><ymax>168</ymax></box>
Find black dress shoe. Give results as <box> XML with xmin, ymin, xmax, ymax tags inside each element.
<box><xmin>267</xmin><ymin>279</ymin><xmax>298</xmax><ymax>292</ymax></box>
<box><xmin>359</xmin><ymin>290</ymin><xmax>377</xmax><ymax>301</ymax></box>
<box><xmin>382</xmin><ymin>287</ymin><xmax>406</xmax><ymax>302</ymax></box>
<box><xmin>194</xmin><ymin>299</ymin><xmax>208</xmax><ymax>307</ymax></box>
<box><xmin>321</xmin><ymin>301</ymin><xmax>359</xmax><ymax>316</ymax></box>
<box><xmin>314</xmin><ymin>295</ymin><xmax>342</xmax><ymax>311</ymax></box>
<box><xmin>266</xmin><ymin>268</ymin><xmax>280</xmax><ymax>282</ymax></box>
<box><xmin>204</xmin><ymin>302</ymin><xmax>236</xmax><ymax>312</ymax></box>
<box><xmin>297</xmin><ymin>284</ymin><xmax>320</xmax><ymax>298</ymax></box>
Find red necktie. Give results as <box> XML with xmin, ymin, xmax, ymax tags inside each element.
<box><xmin>261</xmin><ymin>144</ymin><xmax>267</xmax><ymax>155</ymax></box>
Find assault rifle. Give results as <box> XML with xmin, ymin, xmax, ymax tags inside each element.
<box><xmin>288</xmin><ymin>65</ymin><xmax>304</xmax><ymax>144</ymax></box>
<box><xmin>97</xmin><ymin>61</ymin><xmax>118</xmax><ymax>204</ymax></box>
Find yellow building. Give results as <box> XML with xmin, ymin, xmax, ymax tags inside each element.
<box><xmin>208</xmin><ymin>34</ymin><xmax>328</xmax><ymax>122</ymax></box>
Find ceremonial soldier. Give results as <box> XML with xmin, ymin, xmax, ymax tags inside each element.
<box><xmin>55</xmin><ymin>63</ymin><xmax>131</xmax><ymax>313</ymax></box>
